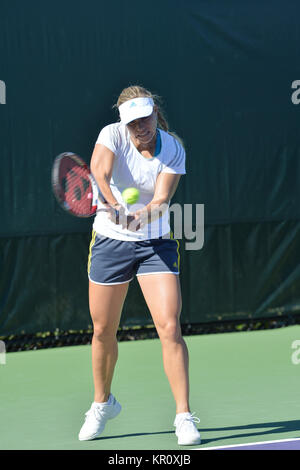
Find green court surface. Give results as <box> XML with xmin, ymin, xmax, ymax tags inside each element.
<box><xmin>1</xmin><ymin>325</ymin><xmax>300</xmax><ymax>450</ymax></box>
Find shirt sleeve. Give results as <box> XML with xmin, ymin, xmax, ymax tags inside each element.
<box><xmin>95</xmin><ymin>124</ymin><xmax>120</xmax><ymax>154</ymax></box>
<box><xmin>161</xmin><ymin>138</ymin><xmax>186</xmax><ymax>175</ymax></box>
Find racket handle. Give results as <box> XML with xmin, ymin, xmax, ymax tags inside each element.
<box><xmin>90</xmin><ymin>174</ymin><xmax>107</xmax><ymax>205</ymax></box>
<box><xmin>90</xmin><ymin>172</ymin><xmax>122</xmax><ymax>214</ymax></box>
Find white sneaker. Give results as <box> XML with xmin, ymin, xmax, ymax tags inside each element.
<box><xmin>78</xmin><ymin>394</ymin><xmax>121</xmax><ymax>441</ymax></box>
<box><xmin>174</xmin><ymin>412</ymin><xmax>201</xmax><ymax>445</ymax></box>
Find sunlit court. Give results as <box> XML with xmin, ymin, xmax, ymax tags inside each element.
<box><xmin>1</xmin><ymin>326</ymin><xmax>300</xmax><ymax>450</ymax></box>
<box><xmin>1</xmin><ymin>0</ymin><xmax>300</xmax><ymax>454</ymax></box>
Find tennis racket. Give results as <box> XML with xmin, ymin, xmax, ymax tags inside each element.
<box><xmin>51</xmin><ymin>152</ymin><xmax>106</xmax><ymax>217</ymax></box>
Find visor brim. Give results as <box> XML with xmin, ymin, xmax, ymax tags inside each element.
<box><xmin>120</xmin><ymin>105</ymin><xmax>153</xmax><ymax>125</ymax></box>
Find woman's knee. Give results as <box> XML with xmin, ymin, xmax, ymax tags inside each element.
<box><xmin>157</xmin><ymin>319</ymin><xmax>182</xmax><ymax>343</ymax></box>
<box><xmin>93</xmin><ymin>323</ymin><xmax>117</xmax><ymax>342</ymax></box>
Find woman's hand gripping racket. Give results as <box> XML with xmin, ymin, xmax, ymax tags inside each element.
<box><xmin>51</xmin><ymin>152</ymin><xmax>106</xmax><ymax>218</ymax></box>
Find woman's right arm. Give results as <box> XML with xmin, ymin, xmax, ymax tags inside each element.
<box><xmin>90</xmin><ymin>143</ymin><xmax>120</xmax><ymax>208</ymax></box>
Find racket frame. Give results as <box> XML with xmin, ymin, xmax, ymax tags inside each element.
<box><xmin>51</xmin><ymin>152</ymin><xmax>103</xmax><ymax>218</ymax></box>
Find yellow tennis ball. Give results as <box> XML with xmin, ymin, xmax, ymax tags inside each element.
<box><xmin>122</xmin><ymin>187</ymin><xmax>140</xmax><ymax>205</ymax></box>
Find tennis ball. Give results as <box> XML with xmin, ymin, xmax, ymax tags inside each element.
<box><xmin>122</xmin><ymin>187</ymin><xmax>140</xmax><ymax>205</ymax></box>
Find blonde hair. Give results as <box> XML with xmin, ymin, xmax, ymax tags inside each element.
<box><xmin>114</xmin><ymin>85</ymin><xmax>184</xmax><ymax>148</ymax></box>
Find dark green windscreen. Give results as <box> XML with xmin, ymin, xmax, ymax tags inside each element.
<box><xmin>1</xmin><ymin>0</ymin><xmax>300</xmax><ymax>335</ymax></box>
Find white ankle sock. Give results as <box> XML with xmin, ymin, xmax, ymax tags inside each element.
<box><xmin>93</xmin><ymin>394</ymin><xmax>112</xmax><ymax>407</ymax></box>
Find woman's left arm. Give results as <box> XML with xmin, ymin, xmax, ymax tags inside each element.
<box><xmin>152</xmin><ymin>172</ymin><xmax>182</xmax><ymax>203</ymax></box>
<box><xmin>129</xmin><ymin>173</ymin><xmax>182</xmax><ymax>230</ymax></box>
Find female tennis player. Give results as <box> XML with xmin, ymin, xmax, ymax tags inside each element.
<box><xmin>78</xmin><ymin>85</ymin><xmax>201</xmax><ymax>446</ymax></box>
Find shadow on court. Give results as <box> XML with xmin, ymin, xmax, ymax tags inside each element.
<box><xmin>95</xmin><ymin>430</ymin><xmax>174</xmax><ymax>441</ymax></box>
<box><xmin>94</xmin><ymin>420</ymin><xmax>300</xmax><ymax>446</ymax></box>
<box><xmin>200</xmin><ymin>420</ymin><xmax>300</xmax><ymax>446</ymax></box>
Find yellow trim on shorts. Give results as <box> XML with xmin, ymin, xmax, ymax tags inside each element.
<box><xmin>170</xmin><ymin>231</ymin><xmax>180</xmax><ymax>271</ymax></box>
<box><xmin>87</xmin><ymin>229</ymin><xmax>97</xmax><ymax>275</ymax></box>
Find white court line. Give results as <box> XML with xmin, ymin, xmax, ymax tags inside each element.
<box><xmin>195</xmin><ymin>437</ymin><xmax>300</xmax><ymax>450</ymax></box>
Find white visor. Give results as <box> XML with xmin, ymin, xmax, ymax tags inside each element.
<box><xmin>118</xmin><ymin>97</ymin><xmax>154</xmax><ymax>125</ymax></box>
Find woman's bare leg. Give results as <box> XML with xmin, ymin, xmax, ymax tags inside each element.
<box><xmin>137</xmin><ymin>274</ymin><xmax>190</xmax><ymax>414</ymax></box>
<box><xmin>88</xmin><ymin>281</ymin><xmax>129</xmax><ymax>403</ymax></box>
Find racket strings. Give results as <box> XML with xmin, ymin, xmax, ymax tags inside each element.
<box><xmin>61</xmin><ymin>163</ymin><xmax>95</xmax><ymax>216</ymax></box>
<box><xmin>52</xmin><ymin>153</ymin><xmax>97</xmax><ymax>217</ymax></box>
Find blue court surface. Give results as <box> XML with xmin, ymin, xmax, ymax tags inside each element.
<box><xmin>200</xmin><ymin>438</ymin><xmax>300</xmax><ymax>450</ymax></box>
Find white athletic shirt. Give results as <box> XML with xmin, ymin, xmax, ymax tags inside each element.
<box><xmin>92</xmin><ymin>122</ymin><xmax>186</xmax><ymax>241</ymax></box>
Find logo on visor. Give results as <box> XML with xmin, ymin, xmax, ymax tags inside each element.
<box><xmin>130</xmin><ymin>101</ymin><xmax>137</xmax><ymax>108</ymax></box>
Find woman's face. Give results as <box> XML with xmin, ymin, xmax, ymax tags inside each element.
<box><xmin>127</xmin><ymin>108</ymin><xmax>157</xmax><ymax>145</ymax></box>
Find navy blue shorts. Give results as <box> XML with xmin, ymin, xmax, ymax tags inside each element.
<box><xmin>87</xmin><ymin>231</ymin><xmax>180</xmax><ymax>285</ymax></box>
